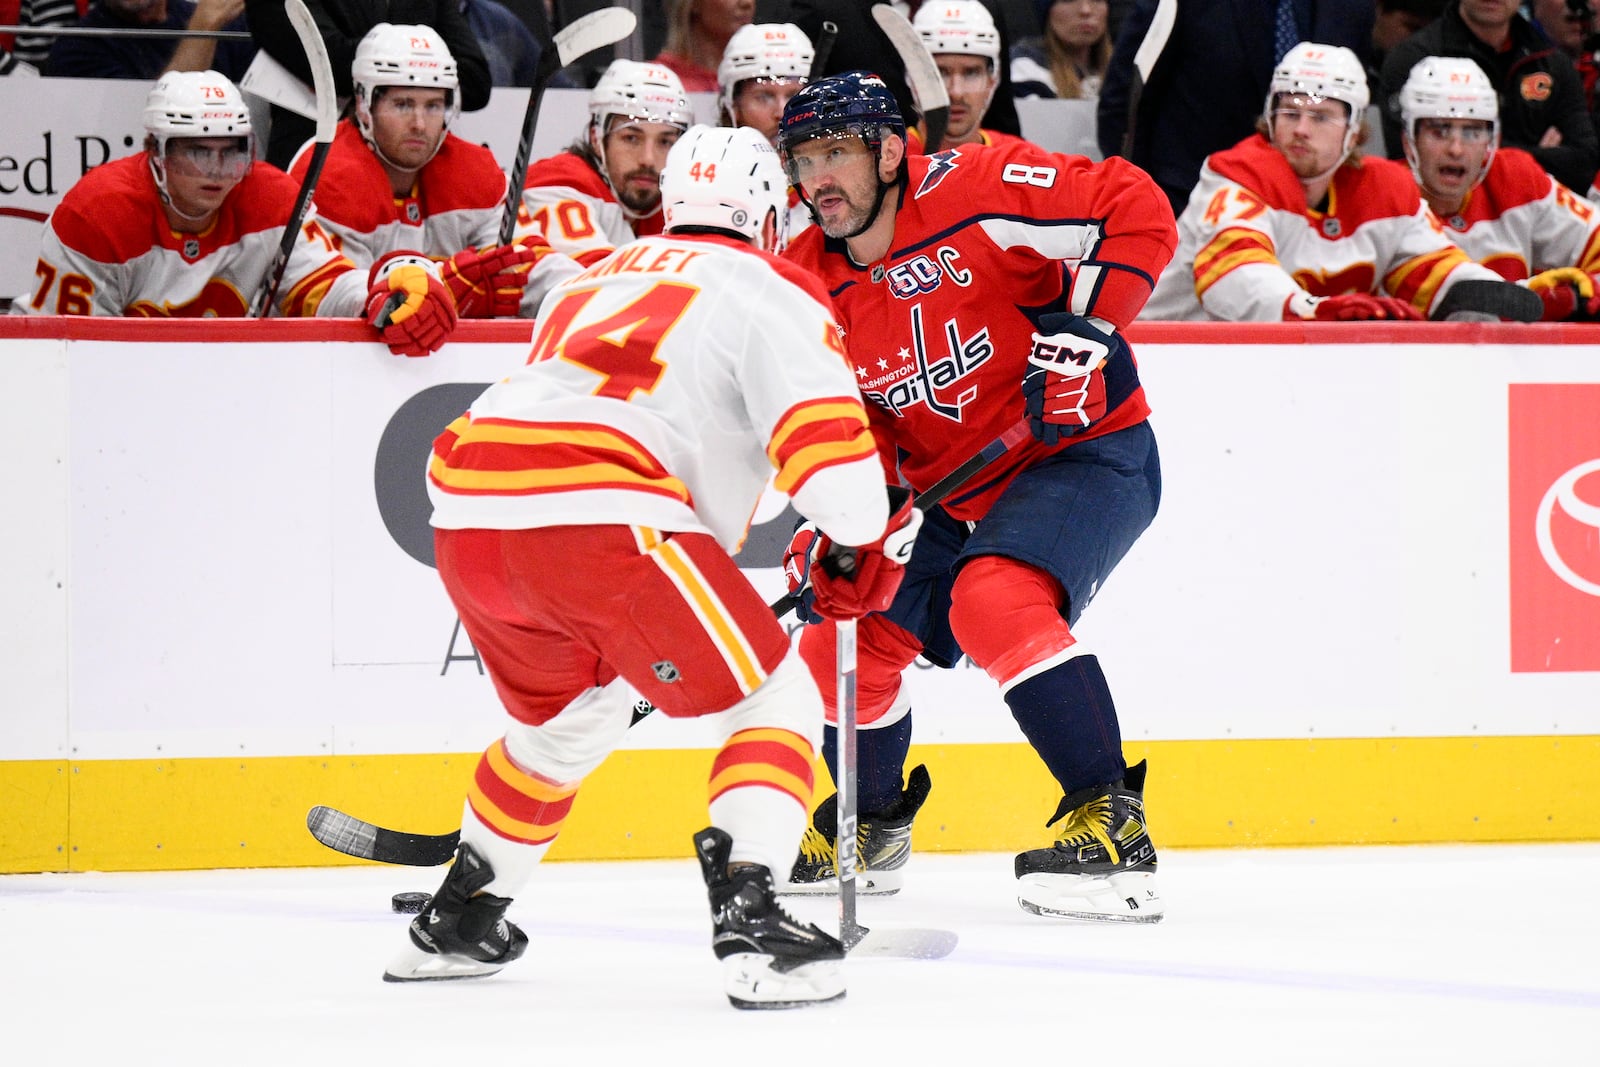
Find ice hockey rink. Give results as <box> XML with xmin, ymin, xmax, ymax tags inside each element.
<box><xmin>3</xmin><ymin>843</ymin><xmax>1595</xmax><ymax>1065</ymax></box>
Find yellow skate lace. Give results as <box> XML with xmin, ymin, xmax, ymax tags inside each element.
<box><xmin>798</xmin><ymin>826</ymin><xmax>835</xmax><ymax>867</ymax></box>
<box><xmin>1053</xmin><ymin>795</ymin><xmax>1121</xmax><ymax>864</ymax></box>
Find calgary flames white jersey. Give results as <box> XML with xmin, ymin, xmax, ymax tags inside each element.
<box><xmin>1144</xmin><ymin>135</ymin><xmax>1503</xmax><ymax>321</ymax></box>
<box><xmin>427</xmin><ymin>233</ymin><xmax>889</xmax><ymax>552</ymax></box>
<box><xmin>512</xmin><ymin>150</ymin><xmax>663</xmax><ymax>267</ymax></box>
<box><xmin>13</xmin><ymin>152</ymin><xmax>364</xmax><ymax>318</ymax></box>
<box><xmin>1433</xmin><ymin>146</ymin><xmax>1600</xmax><ymax>279</ymax></box>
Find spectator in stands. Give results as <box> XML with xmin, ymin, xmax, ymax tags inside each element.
<box><xmin>652</xmin><ymin>0</ymin><xmax>752</xmax><ymax>92</ymax></box>
<box><xmin>1142</xmin><ymin>42</ymin><xmax>1538</xmax><ymax>322</ymax></box>
<box><xmin>1378</xmin><ymin>0</ymin><xmax>1597</xmax><ymax>194</ymax></box>
<box><xmin>1368</xmin><ymin>0</ymin><xmax>1446</xmax><ymax>85</ymax></box>
<box><xmin>244</xmin><ymin>0</ymin><xmax>490</xmax><ymax>169</ymax></box>
<box><xmin>1529</xmin><ymin>0</ymin><xmax>1600</xmax><ymax>111</ymax></box>
<box><xmin>461</xmin><ymin>0</ymin><xmax>540</xmax><ymax>87</ymax></box>
<box><xmin>1099</xmin><ymin>0</ymin><xmax>1374</xmax><ymax>217</ymax></box>
<box><xmin>47</xmin><ymin>0</ymin><xmax>256</xmax><ymax>81</ymax></box>
<box><xmin>788</xmin><ymin>0</ymin><xmax>1024</xmax><ymax>139</ymax></box>
<box><xmin>3</xmin><ymin>0</ymin><xmax>83</xmax><ymax>74</ymax></box>
<box><xmin>1010</xmin><ymin>0</ymin><xmax>1111</xmax><ymax>100</ymax></box>
<box><xmin>513</xmin><ymin>59</ymin><xmax>692</xmax><ymax>266</ymax></box>
<box><xmin>1398</xmin><ymin>56</ymin><xmax>1600</xmax><ymax>321</ymax></box>
<box><xmin>912</xmin><ymin>0</ymin><xmax>1028</xmax><ymax>151</ymax></box>
<box><xmin>291</xmin><ymin>24</ymin><xmax>576</xmax><ymax>318</ymax></box>
<box><xmin>8</xmin><ymin>66</ymin><xmax>460</xmax><ymax>361</ymax></box>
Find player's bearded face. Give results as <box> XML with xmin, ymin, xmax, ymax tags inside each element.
<box><xmin>371</xmin><ymin>88</ymin><xmax>449</xmax><ymax>171</ymax></box>
<box><xmin>602</xmin><ymin>120</ymin><xmax>682</xmax><ymax>214</ymax></box>
<box><xmin>1269</xmin><ymin>95</ymin><xmax>1350</xmax><ymax>180</ymax></box>
<box><xmin>785</xmin><ymin>134</ymin><xmax>882</xmax><ymax>239</ymax></box>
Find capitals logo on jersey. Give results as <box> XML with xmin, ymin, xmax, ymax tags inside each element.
<box><xmin>858</xmin><ymin>301</ymin><xmax>993</xmax><ymax>422</ymax></box>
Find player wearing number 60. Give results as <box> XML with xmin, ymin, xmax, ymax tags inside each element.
<box><xmin>394</xmin><ymin>126</ymin><xmax>919</xmax><ymax>1009</ymax></box>
<box><xmin>776</xmin><ymin>70</ymin><xmax>1176</xmax><ymax>922</ymax></box>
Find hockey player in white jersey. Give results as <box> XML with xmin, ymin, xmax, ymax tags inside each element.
<box><xmin>292</xmin><ymin>24</ymin><xmax>578</xmax><ymax>321</ymax></box>
<box><xmin>717</xmin><ymin>22</ymin><xmax>815</xmax><ymax>238</ymax></box>
<box><xmin>12</xmin><ymin>70</ymin><xmax>382</xmax><ymax>321</ymax></box>
<box><xmin>384</xmin><ymin>125</ymin><xmax>923</xmax><ymax>1009</ymax></box>
<box><xmin>1399</xmin><ymin>56</ymin><xmax>1600</xmax><ymax>322</ymax></box>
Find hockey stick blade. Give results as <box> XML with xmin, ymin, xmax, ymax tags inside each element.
<box><xmin>871</xmin><ymin>4</ymin><xmax>949</xmax><ymax>152</ymax></box>
<box><xmin>852</xmin><ymin>926</ymin><xmax>959</xmax><ymax>960</ymax></box>
<box><xmin>500</xmin><ymin>6</ymin><xmax>637</xmax><ymax>245</ymax></box>
<box><xmin>1429</xmin><ymin>279</ymin><xmax>1543</xmax><ymax>322</ymax></box>
<box><xmin>768</xmin><ymin>419</ymin><xmax>1030</xmax><ymax>618</ymax></box>
<box><xmin>306</xmin><ymin>805</ymin><xmax>460</xmax><ymax>866</ymax></box>
<box><xmin>251</xmin><ymin>0</ymin><xmax>336</xmax><ymax>318</ymax></box>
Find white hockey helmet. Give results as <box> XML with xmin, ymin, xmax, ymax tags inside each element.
<box><xmin>913</xmin><ymin>1</ymin><xmax>1002</xmax><ymax>65</ymax></box>
<box><xmin>589</xmin><ymin>59</ymin><xmax>694</xmax><ymax>136</ymax></box>
<box><xmin>662</xmin><ymin>125</ymin><xmax>790</xmax><ymax>252</ymax></box>
<box><xmin>717</xmin><ymin>23</ymin><xmax>814</xmax><ymax>116</ymax></box>
<box><xmin>143</xmin><ymin>70</ymin><xmax>254</xmax><ymax>208</ymax></box>
<box><xmin>1399</xmin><ymin>56</ymin><xmax>1500</xmax><ymax>189</ymax></box>
<box><xmin>1265</xmin><ymin>42</ymin><xmax>1369</xmax><ymax>158</ymax></box>
<box><xmin>353</xmin><ymin>23</ymin><xmax>461</xmax><ymax>144</ymax></box>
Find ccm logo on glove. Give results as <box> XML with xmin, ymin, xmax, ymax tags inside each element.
<box><xmin>1022</xmin><ymin>312</ymin><xmax>1114</xmax><ymax>445</ymax></box>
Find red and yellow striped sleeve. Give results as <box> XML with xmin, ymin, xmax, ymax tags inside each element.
<box><xmin>1194</xmin><ymin>227</ymin><xmax>1281</xmax><ymax>299</ymax></box>
<box><xmin>766</xmin><ymin>397</ymin><xmax>877</xmax><ymax>497</ymax></box>
<box><xmin>430</xmin><ymin>417</ymin><xmax>692</xmax><ymax>505</ymax></box>
<box><xmin>1385</xmin><ymin>245</ymin><xmax>1474</xmax><ymax>312</ymax></box>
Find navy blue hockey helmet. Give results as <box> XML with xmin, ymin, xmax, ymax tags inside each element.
<box><xmin>777</xmin><ymin>70</ymin><xmax>907</xmax><ymax>162</ymax></box>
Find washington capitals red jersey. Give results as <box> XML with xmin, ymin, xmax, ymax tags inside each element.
<box><xmin>783</xmin><ymin>142</ymin><xmax>1176</xmax><ymax>522</ymax></box>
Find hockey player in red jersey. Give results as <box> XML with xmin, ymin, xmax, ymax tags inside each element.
<box><xmin>1399</xmin><ymin>56</ymin><xmax>1600</xmax><ymax>321</ymax></box>
<box><xmin>909</xmin><ymin>1</ymin><xmax>1029</xmax><ymax>153</ymax></box>
<box><xmin>290</xmin><ymin>24</ymin><xmax>576</xmax><ymax>325</ymax></box>
<box><xmin>512</xmin><ymin>59</ymin><xmax>693</xmax><ymax>267</ymax></box>
<box><xmin>385</xmin><ymin>125</ymin><xmax>922</xmax><ymax>1008</ymax></box>
<box><xmin>776</xmin><ymin>71</ymin><xmax>1174</xmax><ymax>922</ymax></box>
<box><xmin>1144</xmin><ymin>43</ymin><xmax>1539</xmax><ymax>323</ymax></box>
<box><xmin>14</xmin><ymin>69</ymin><xmax>381</xmax><ymax>320</ymax></box>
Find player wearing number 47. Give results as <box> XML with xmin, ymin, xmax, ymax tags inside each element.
<box><xmin>390</xmin><ymin>125</ymin><xmax>921</xmax><ymax>1009</ymax></box>
<box><xmin>289</xmin><ymin>23</ymin><xmax>581</xmax><ymax>346</ymax></box>
<box><xmin>775</xmin><ymin>71</ymin><xmax>1174</xmax><ymax>922</ymax></box>
<box><xmin>1141</xmin><ymin>43</ymin><xmax>1539</xmax><ymax>322</ymax></box>
<box><xmin>11</xmin><ymin>70</ymin><xmax>372</xmax><ymax>320</ymax></box>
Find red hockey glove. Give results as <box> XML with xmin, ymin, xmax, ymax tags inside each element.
<box><xmin>1294</xmin><ymin>292</ymin><xmax>1424</xmax><ymax>321</ymax></box>
<box><xmin>1526</xmin><ymin>267</ymin><xmax>1600</xmax><ymax>321</ymax></box>
<box><xmin>440</xmin><ymin>239</ymin><xmax>547</xmax><ymax>318</ymax></box>
<box><xmin>365</xmin><ymin>253</ymin><xmax>458</xmax><ymax>357</ymax></box>
<box><xmin>1022</xmin><ymin>313</ymin><xmax>1118</xmax><ymax>446</ymax></box>
<box><xmin>808</xmin><ymin>487</ymin><xmax>923</xmax><ymax>621</ymax></box>
<box><xmin>782</xmin><ymin>520</ymin><xmax>826</xmax><ymax>625</ymax></box>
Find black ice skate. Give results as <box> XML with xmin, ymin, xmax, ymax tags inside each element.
<box><xmin>783</xmin><ymin>764</ymin><xmax>931</xmax><ymax>896</ymax></box>
<box><xmin>694</xmin><ymin>826</ymin><xmax>845</xmax><ymax>1009</ymax></box>
<box><xmin>383</xmin><ymin>841</ymin><xmax>529</xmax><ymax>982</ymax></box>
<box><xmin>1014</xmin><ymin>759</ymin><xmax>1163</xmax><ymax>923</ymax></box>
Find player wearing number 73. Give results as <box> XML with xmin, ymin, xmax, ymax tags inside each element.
<box><xmin>775</xmin><ymin>71</ymin><xmax>1176</xmax><ymax>922</ymax></box>
<box><xmin>394</xmin><ymin>126</ymin><xmax>922</xmax><ymax>1008</ymax></box>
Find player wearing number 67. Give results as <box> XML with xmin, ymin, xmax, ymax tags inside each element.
<box><xmin>776</xmin><ymin>71</ymin><xmax>1176</xmax><ymax>922</ymax></box>
<box><xmin>393</xmin><ymin>125</ymin><xmax>920</xmax><ymax>1009</ymax></box>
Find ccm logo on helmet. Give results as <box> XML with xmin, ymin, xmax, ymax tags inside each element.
<box><xmin>1520</xmin><ymin>73</ymin><xmax>1553</xmax><ymax>101</ymax></box>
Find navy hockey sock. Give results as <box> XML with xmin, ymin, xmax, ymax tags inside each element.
<box><xmin>821</xmin><ymin>712</ymin><xmax>913</xmax><ymax>813</ymax></box>
<box><xmin>1005</xmin><ymin>656</ymin><xmax>1124</xmax><ymax>795</ymax></box>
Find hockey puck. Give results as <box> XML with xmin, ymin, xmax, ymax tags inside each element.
<box><xmin>391</xmin><ymin>891</ymin><xmax>431</xmax><ymax>914</ymax></box>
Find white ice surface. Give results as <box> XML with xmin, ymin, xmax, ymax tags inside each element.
<box><xmin>3</xmin><ymin>844</ymin><xmax>1596</xmax><ymax>1065</ymax></box>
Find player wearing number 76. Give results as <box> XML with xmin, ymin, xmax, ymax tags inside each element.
<box><xmin>390</xmin><ymin>125</ymin><xmax>921</xmax><ymax>1009</ymax></box>
<box><xmin>776</xmin><ymin>71</ymin><xmax>1175</xmax><ymax>922</ymax></box>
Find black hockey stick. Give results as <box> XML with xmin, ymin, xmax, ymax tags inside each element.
<box><xmin>250</xmin><ymin>0</ymin><xmax>336</xmax><ymax>318</ymax></box>
<box><xmin>1429</xmin><ymin>279</ymin><xmax>1543</xmax><ymax>322</ymax></box>
<box><xmin>767</xmin><ymin>418</ymin><xmax>1031</xmax><ymax>618</ymax></box>
<box><xmin>871</xmin><ymin>4</ymin><xmax>949</xmax><ymax>153</ymax></box>
<box><xmin>808</xmin><ymin>20</ymin><xmax>837</xmax><ymax>80</ymax></box>
<box><xmin>499</xmin><ymin>6</ymin><xmax>637</xmax><ymax>246</ymax></box>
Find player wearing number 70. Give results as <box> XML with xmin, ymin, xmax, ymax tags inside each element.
<box><xmin>775</xmin><ymin>71</ymin><xmax>1176</xmax><ymax>922</ymax></box>
<box><xmin>394</xmin><ymin>125</ymin><xmax>922</xmax><ymax>1009</ymax></box>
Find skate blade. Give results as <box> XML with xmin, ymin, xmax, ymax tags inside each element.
<box><xmin>382</xmin><ymin>942</ymin><xmax>511</xmax><ymax>983</ymax></box>
<box><xmin>723</xmin><ymin>954</ymin><xmax>846</xmax><ymax>1010</ymax></box>
<box><xmin>1016</xmin><ymin>870</ymin><xmax>1164</xmax><ymax>924</ymax></box>
<box><xmin>778</xmin><ymin>869</ymin><xmax>902</xmax><ymax>897</ymax></box>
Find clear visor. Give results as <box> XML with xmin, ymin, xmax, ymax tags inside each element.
<box><xmin>780</xmin><ymin>130</ymin><xmax>870</xmax><ymax>186</ymax></box>
<box><xmin>165</xmin><ymin>138</ymin><xmax>252</xmax><ymax>181</ymax></box>
<box><xmin>1413</xmin><ymin>118</ymin><xmax>1494</xmax><ymax>144</ymax></box>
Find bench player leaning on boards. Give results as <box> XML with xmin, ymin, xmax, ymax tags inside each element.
<box><xmin>775</xmin><ymin>71</ymin><xmax>1177</xmax><ymax>922</ymax></box>
<box><xmin>385</xmin><ymin>125</ymin><xmax>923</xmax><ymax>1009</ymax></box>
<box><xmin>10</xmin><ymin>69</ymin><xmax>417</xmax><ymax>324</ymax></box>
